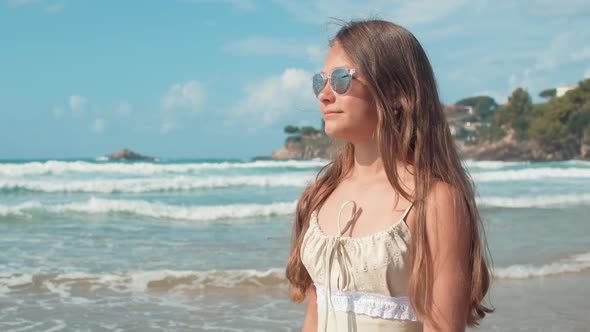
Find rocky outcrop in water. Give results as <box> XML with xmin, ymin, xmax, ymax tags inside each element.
<box><xmin>105</xmin><ymin>149</ymin><xmax>156</xmax><ymax>161</ymax></box>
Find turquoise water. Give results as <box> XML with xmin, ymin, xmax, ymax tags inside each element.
<box><xmin>1</xmin><ymin>158</ymin><xmax>589</xmax><ymax>331</ymax></box>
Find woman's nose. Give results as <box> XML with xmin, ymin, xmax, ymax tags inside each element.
<box><xmin>317</xmin><ymin>82</ymin><xmax>335</xmax><ymax>103</ymax></box>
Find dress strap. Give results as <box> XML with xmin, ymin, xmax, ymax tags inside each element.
<box><xmin>336</xmin><ymin>200</ymin><xmax>358</xmax><ymax>236</ymax></box>
<box><xmin>399</xmin><ymin>201</ymin><xmax>414</xmax><ymax>222</ymax></box>
<box><xmin>322</xmin><ymin>200</ymin><xmax>358</xmax><ymax>332</ymax></box>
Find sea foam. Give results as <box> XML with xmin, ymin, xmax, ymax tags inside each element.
<box><xmin>0</xmin><ymin>173</ymin><xmax>313</xmax><ymax>193</ymax></box>
<box><xmin>0</xmin><ymin>160</ymin><xmax>328</xmax><ymax>176</ymax></box>
<box><xmin>0</xmin><ymin>198</ymin><xmax>298</xmax><ymax>222</ymax></box>
<box><xmin>493</xmin><ymin>251</ymin><xmax>590</xmax><ymax>279</ymax></box>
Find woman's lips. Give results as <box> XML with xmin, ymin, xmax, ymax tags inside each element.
<box><xmin>323</xmin><ymin>111</ymin><xmax>343</xmax><ymax>118</ymax></box>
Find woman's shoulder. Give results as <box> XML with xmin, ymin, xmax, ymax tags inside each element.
<box><xmin>424</xmin><ymin>181</ymin><xmax>471</xmax><ymax>252</ymax></box>
<box><xmin>425</xmin><ymin>181</ymin><xmax>465</xmax><ymax>216</ymax></box>
<box><xmin>428</xmin><ymin>181</ymin><xmax>459</xmax><ymax>199</ymax></box>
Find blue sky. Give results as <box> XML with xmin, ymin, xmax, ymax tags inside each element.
<box><xmin>1</xmin><ymin>0</ymin><xmax>589</xmax><ymax>160</ymax></box>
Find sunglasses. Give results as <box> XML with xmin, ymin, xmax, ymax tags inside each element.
<box><xmin>312</xmin><ymin>67</ymin><xmax>356</xmax><ymax>97</ymax></box>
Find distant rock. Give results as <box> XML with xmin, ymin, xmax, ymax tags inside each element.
<box><xmin>105</xmin><ymin>149</ymin><xmax>156</xmax><ymax>161</ymax></box>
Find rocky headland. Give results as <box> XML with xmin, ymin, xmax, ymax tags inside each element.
<box><xmin>268</xmin><ymin>78</ymin><xmax>590</xmax><ymax>162</ymax></box>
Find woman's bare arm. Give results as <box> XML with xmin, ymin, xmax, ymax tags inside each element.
<box><xmin>301</xmin><ymin>285</ymin><xmax>318</xmax><ymax>332</ymax></box>
<box><xmin>424</xmin><ymin>182</ymin><xmax>471</xmax><ymax>332</ymax></box>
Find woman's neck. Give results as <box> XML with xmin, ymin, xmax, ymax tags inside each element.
<box><xmin>349</xmin><ymin>141</ymin><xmax>385</xmax><ymax>180</ymax></box>
<box><xmin>348</xmin><ymin>141</ymin><xmax>412</xmax><ymax>186</ymax></box>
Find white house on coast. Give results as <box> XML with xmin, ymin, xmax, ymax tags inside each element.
<box><xmin>556</xmin><ymin>84</ymin><xmax>578</xmax><ymax>97</ymax></box>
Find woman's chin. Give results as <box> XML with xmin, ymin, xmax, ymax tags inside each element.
<box><xmin>324</xmin><ymin>127</ymin><xmax>349</xmax><ymax>141</ymax></box>
<box><xmin>323</xmin><ymin>126</ymin><xmax>339</xmax><ymax>138</ymax></box>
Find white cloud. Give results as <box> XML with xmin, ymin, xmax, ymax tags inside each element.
<box><xmin>273</xmin><ymin>0</ymin><xmax>467</xmax><ymax>27</ymax></box>
<box><xmin>421</xmin><ymin>24</ymin><xmax>464</xmax><ymax>41</ymax></box>
<box><xmin>160</xmin><ymin>81</ymin><xmax>206</xmax><ymax>133</ymax></box>
<box><xmin>181</xmin><ymin>0</ymin><xmax>254</xmax><ymax>11</ymax></box>
<box><xmin>52</xmin><ymin>107</ymin><xmax>64</xmax><ymax>119</ymax></box>
<box><xmin>508</xmin><ymin>69</ymin><xmax>538</xmax><ymax>93</ymax></box>
<box><xmin>46</xmin><ymin>2</ymin><xmax>63</xmax><ymax>13</ymax></box>
<box><xmin>8</xmin><ymin>0</ymin><xmax>64</xmax><ymax>13</ymax></box>
<box><xmin>222</xmin><ymin>0</ymin><xmax>253</xmax><ymax>11</ymax></box>
<box><xmin>446</xmin><ymin>21</ymin><xmax>588</xmax><ymax>102</ymax></box>
<box><xmin>275</xmin><ymin>0</ymin><xmax>583</xmax><ymax>26</ymax></box>
<box><xmin>269</xmin><ymin>0</ymin><xmax>587</xmax><ymax>106</ymax></box>
<box><xmin>584</xmin><ymin>69</ymin><xmax>590</xmax><ymax>79</ymax></box>
<box><xmin>92</xmin><ymin>118</ymin><xmax>105</xmax><ymax>134</ymax></box>
<box><xmin>528</xmin><ymin>0</ymin><xmax>590</xmax><ymax>17</ymax></box>
<box><xmin>203</xmin><ymin>19</ymin><xmax>217</xmax><ymax>27</ymax></box>
<box><xmin>472</xmin><ymin>90</ymin><xmax>507</xmax><ymax>105</ymax></box>
<box><xmin>501</xmin><ymin>31</ymin><xmax>590</xmax><ymax>96</ymax></box>
<box><xmin>532</xmin><ymin>31</ymin><xmax>590</xmax><ymax>71</ymax></box>
<box><xmin>116</xmin><ymin>101</ymin><xmax>131</xmax><ymax>116</ymax></box>
<box><xmin>69</xmin><ymin>95</ymin><xmax>87</xmax><ymax>112</ymax></box>
<box><xmin>508</xmin><ymin>73</ymin><xmax>518</xmax><ymax>87</ymax></box>
<box><xmin>223</xmin><ymin>36</ymin><xmax>325</xmax><ymax>62</ymax></box>
<box><xmin>7</xmin><ymin>0</ymin><xmax>39</xmax><ymax>6</ymax></box>
<box><xmin>304</xmin><ymin>44</ymin><xmax>326</xmax><ymax>63</ymax></box>
<box><xmin>571</xmin><ymin>46</ymin><xmax>590</xmax><ymax>61</ymax></box>
<box><xmin>230</xmin><ymin>68</ymin><xmax>316</xmax><ymax>127</ymax></box>
<box><xmin>392</xmin><ymin>0</ymin><xmax>468</xmax><ymax>26</ymax></box>
<box><xmin>160</xmin><ymin>120</ymin><xmax>176</xmax><ymax>134</ymax></box>
<box><xmin>161</xmin><ymin>80</ymin><xmax>205</xmax><ymax>114</ymax></box>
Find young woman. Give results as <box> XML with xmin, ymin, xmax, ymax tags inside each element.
<box><xmin>285</xmin><ymin>20</ymin><xmax>492</xmax><ymax>332</ymax></box>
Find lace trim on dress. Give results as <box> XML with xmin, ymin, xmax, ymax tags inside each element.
<box><xmin>315</xmin><ymin>285</ymin><xmax>419</xmax><ymax>322</ymax></box>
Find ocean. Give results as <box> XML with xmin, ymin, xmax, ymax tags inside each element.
<box><xmin>1</xmin><ymin>158</ymin><xmax>589</xmax><ymax>331</ymax></box>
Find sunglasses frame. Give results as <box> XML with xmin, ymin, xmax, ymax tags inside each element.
<box><xmin>312</xmin><ymin>67</ymin><xmax>357</xmax><ymax>97</ymax></box>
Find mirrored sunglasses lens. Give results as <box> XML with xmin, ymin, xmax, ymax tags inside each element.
<box><xmin>312</xmin><ymin>74</ymin><xmax>326</xmax><ymax>96</ymax></box>
<box><xmin>331</xmin><ymin>68</ymin><xmax>352</xmax><ymax>94</ymax></box>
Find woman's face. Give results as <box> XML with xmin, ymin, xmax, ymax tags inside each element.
<box><xmin>317</xmin><ymin>42</ymin><xmax>378</xmax><ymax>144</ymax></box>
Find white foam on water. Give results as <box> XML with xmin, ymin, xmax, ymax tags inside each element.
<box><xmin>562</xmin><ymin>160</ymin><xmax>590</xmax><ymax>167</ymax></box>
<box><xmin>0</xmin><ymin>284</ymin><xmax>9</xmax><ymax>297</ymax></box>
<box><xmin>472</xmin><ymin>167</ymin><xmax>590</xmax><ymax>182</ymax></box>
<box><xmin>7</xmin><ymin>257</ymin><xmax>578</xmax><ymax>287</ymax></box>
<box><xmin>40</xmin><ymin>320</ymin><xmax>67</xmax><ymax>332</ymax></box>
<box><xmin>493</xmin><ymin>251</ymin><xmax>590</xmax><ymax>279</ymax></box>
<box><xmin>464</xmin><ymin>160</ymin><xmax>529</xmax><ymax>169</ymax></box>
<box><xmin>0</xmin><ymin>273</ymin><xmax>34</xmax><ymax>287</ymax></box>
<box><xmin>5</xmin><ymin>194</ymin><xmax>587</xmax><ymax>221</ymax></box>
<box><xmin>0</xmin><ymin>201</ymin><xmax>42</xmax><ymax>217</ymax></box>
<box><xmin>479</xmin><ymin>194</ymin><xmax>590</xmax><ymax>208</ymax></box>
<box><xmin>0</xmin><ymin>198</ymin><xmax>297</xmax><ymax>222</ymax></box>
<box><xmin>0</xmin><ymin>159</ymin><xmax>328</xmax><ymax>176</ymax></box>
<box><xmin>54</xmin><ymin>272</ymin><xmax>96</xmax><ymax>281</ymax></box>
<box><xmin>3</xmin><ymin>321</ymin><xmax>44</xmax><ymax>332</ymax></box>
<box><xmin>44</xmin><ymin>281</ymin><xmax>71</xmax><ymax>299</ymax></box>
<box><xmin>0</xmin><ymin>173</ymin><xmax>313</xmax><ymax>193</ymax></box>
<box><xmin>126</xmin><ymin>270</ymin><xmax>197</xmax><ymax>292</ymax></box>
<box><xmin>0</xmin><ymin>268</ymin><xmax>287</xmax><ymax>295</ymax></box>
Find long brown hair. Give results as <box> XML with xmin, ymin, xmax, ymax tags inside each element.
<box><xmin>285</xmin><ymin>19</ymin><xmax>492</xmax><ymax>326</ymax></box>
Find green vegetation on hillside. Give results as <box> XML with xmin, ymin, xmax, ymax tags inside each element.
<box><xmin>446</xmin><ymin>78</ymin><xmax>590</xmax><ymax>159</ymax></box>
<box><xmin>280</xmin><ymin>78</ymin><xmax>590</xmax><ymax>160</ymax></box>
<box><xmin>528</xmin><ymin>79</ymin><xmax>590</xmax><ymax>156</ymax></box>
<box><xmin>283</xmin><ymin>125</ymin><xmax>323</xmax><ymax>143</ymax></box>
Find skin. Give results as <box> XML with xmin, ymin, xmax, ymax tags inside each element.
<box><xmin>301</xmin><ymin>42</ymin><xmax>471</xmax><ymax>332</ymax></box>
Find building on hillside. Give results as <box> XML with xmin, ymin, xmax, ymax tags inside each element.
<box><xmin>443</xmin><ymin>104</ymin><xmax>474</xmax><ymax>115</ymax></box>
<box><xmin>556</xmin><ymin>84</ymin><xmax>578</xmax><ymax>97</ymax></box>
